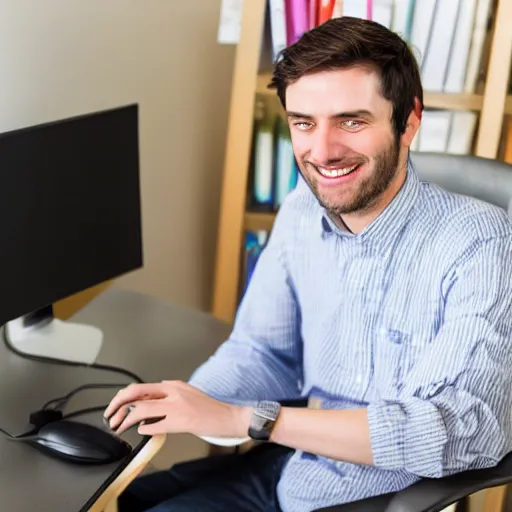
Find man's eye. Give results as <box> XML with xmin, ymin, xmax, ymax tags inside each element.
<box><xmin>294</xmin><ymin>122</ymin><xmax>311</xmax><ymax>130</ymax></box>
<box><xmin>343</xmin><ymin>120</ymin><xmax>363</xmax><ymax>129</ymax></box>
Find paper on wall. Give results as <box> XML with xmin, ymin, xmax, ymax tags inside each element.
<box><xmin>217</xmin><ymin>0</ymin><xmax>244</xmax><ymax>44</ymax></box>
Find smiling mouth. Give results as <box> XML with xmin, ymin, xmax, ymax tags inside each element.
<box><xmin>314</xmin><ymin>163</ymin><xmax>361</xmax><ymax>178</ymax></box>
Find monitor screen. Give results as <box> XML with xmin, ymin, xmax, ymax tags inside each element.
<box><xmin>0</xmin><ymin>104</ymin><xmax>142</xmax><ymax>327</ymax></box>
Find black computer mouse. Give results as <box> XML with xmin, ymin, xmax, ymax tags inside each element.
<box><xmin>26</xmin><ymin>419</ymin><xmax>132</xmax><ymax>465</ymax></box>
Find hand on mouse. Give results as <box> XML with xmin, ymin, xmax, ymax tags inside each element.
<box><xmin>103</xmin><ymin>380</ymin><xmax>252</xmax><ymax>438</ymax></box>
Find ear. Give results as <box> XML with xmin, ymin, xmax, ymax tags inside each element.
<box><xmin>401</xmin><ymin>97</ymin><xmax>422</xmax><ymax>149</ymax></box>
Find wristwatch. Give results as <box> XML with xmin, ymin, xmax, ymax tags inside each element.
<box><xmin>248</xmin><ymin>400</ymin><xmax>281</xmax><ymax>441</ymax></box>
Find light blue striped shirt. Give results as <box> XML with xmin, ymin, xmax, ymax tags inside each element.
<box><xmin>190</xmin><ymin>160</ymin><xmax>512</xmax><ymax>511</ymax></box>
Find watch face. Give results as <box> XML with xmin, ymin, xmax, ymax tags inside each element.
<box><xmin>257</xmin><ymin>400</ymin><xmax>280</xmax><ymax>419</ymax></box>
<box><xmin>249</xmin><ymin>401</ymin><xmax>281</xmax><ymax>441</ymax></box>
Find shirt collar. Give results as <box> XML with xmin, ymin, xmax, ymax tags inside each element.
<box><xmin>319</xmin><ymin>158</ymin><xmax>421</xmax><ymax>249</ymax></box>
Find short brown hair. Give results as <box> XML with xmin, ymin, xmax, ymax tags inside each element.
<box><xmin>268</xmin><ymin>16</ymin><xmax>423</xmax><ymax>137</ymax></box>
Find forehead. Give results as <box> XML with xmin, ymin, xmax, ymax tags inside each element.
<box><xmin>285</xmin><ymin>66</ymin><xmax>391</xmax><ymax>118</ymax></box>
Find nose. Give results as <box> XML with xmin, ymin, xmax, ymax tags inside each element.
<box><xmin>308</xmin><ymin>125</ymin><xmax>341</xmax><ymax>165</ymax></box>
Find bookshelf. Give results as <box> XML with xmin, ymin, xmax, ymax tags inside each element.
<box><xmin>256</xmin><ymin>72</ymin><xmax>487</xmax><ymax>112</ymax></box>
<box><xmin>212</xmin><ymin>0</ymin><xmax>512</xmax><ymax>323</ymax></box>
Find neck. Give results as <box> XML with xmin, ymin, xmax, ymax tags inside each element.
<box><xmin>339</xmin><ymin>160</ymin><xmax>408</xmax><ymax>234</ymax></box>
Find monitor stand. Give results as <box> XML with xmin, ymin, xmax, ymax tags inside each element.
<box><xmin>4</xmin><ymin>305</ymin><xmax>103</xmax><ymax>365</ymax></box>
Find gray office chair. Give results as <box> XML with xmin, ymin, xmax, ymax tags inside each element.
<box><xmin>410</xmin><ymin>151</ymin><xmax>512</xmax><ymax>215</ymax></box>
<box><xmin>294</xmin><ymin>152</ymin><xmax>512</xmax><ymax>512</ymax></box>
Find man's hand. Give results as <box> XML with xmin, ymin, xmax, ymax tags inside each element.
<box><xmin>103</xmin><ymin>380</ymin><xmax>252</xmax><ymax>437</ymax></box>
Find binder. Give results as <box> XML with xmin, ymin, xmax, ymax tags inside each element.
<box><xmin>251</xmin><ymin>101</ymin><xmax>275</xmax><ymax>208</ymax></box>
<box><xmin>286</xmin><ymin>0</ymin><xmax>309</xmax><ymax>44</ymax></box>
<box><xmin>443</xmin><ymin>0</ymin><xmax>478</xmax><ymax>93</ymax></box>
<box><xmin>269</xmin><ymin>0</ymin><xmax>288</xmax><ymax>61</ymax></box>
<box><xmin>421</xmin><ymin>0</ymin><xmax>461</xmax><ymax>92</ymax></box>
<box><xmin>273</xmin><ymin>116</ymin><xmax>299</xmax><ymax>208</ymax></box>
<box><xmin>318</xmin><ymin>0</ymin><xmax>335</xmax><ymax>25</ymax></box>
<box><xmin>241</xmin><ymin>231</ymin><xmax>269</xmax><ymax>296</ymax></box>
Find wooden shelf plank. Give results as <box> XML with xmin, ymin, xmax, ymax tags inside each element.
<box><xmin>505</xmin><ymin>95</ymin><xmax>512</xmax><ymax>115</ymax></box>
<box><xmin>244</xmin><ymin>212</ymin><xmax>276</xmax><ymax>232</ymax></box>
<box><xmin>256</xmin><ymin>73</ymin><xmax>491</xmax><ymax>112</ymax></box>
<box><xmin>211</xmin><ymin>0</ymin><xmax>268</xmax><ymax>323</ymax></box>
<box><xmin>423</xmin><ymin>92</ymin><xmax>484</xmax><ymax>112</ymax></box>
<box><xmin>475</xmin><ymin>0</ymin><xmax>512</xmax><ymax>157</ymax></box>
<box><xmin>256</xmin><ymin>73</ymin><xmax>275</xmax><ymax>96</ymax></box>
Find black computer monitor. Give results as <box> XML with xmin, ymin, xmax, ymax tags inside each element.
<box><xmin>0</xmin><ymin>104</ymin><xmax>143</xmax><ymax>363</ymax></box>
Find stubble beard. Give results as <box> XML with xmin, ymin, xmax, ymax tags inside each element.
<box><xmin>301</xmin><ymin>137</ymin><xmax>401</xmax><ymax>217</ymax></box>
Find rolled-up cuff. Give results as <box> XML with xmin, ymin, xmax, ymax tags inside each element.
<box><xmin>367</xmin><ymin>398</ymin><xmax>447</xmax><ymax>478</ymax></box>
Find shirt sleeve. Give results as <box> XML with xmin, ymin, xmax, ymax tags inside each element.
<box><xmin>188</xmin><ymin>197</ymin><xmax>303</xmax><ymax>406</ymax></box>
<box><xmin>367</xmin><ymin>235</ymin><xmax>512</xmax><ymax>478</ymax></box>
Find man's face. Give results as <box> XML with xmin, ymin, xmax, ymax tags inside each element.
<box><xmin>286</xmin><ymin>66</ymin><xmax>404</xmax><ymax>217</ymax></box>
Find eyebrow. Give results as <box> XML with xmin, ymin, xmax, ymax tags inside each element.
<box><xmin>287</xmin><ymin>110</ymin><xmax>376</xmax><ymax>121</ymax></box>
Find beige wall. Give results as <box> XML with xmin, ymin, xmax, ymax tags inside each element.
<box><xmin>0</xmin><ymin>0</ymin><xmax>235</xmax><ymax>311</ymax></box>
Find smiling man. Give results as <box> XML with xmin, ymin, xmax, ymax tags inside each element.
<box><xmin>105</xmin><ymin>16</ymin><xmax>512</xmax><ymax>512</ymax></box>
<box><xmin>284</xmin><ymin>64</ymin><xmax>417</xmax><ymax>234</ymax></box>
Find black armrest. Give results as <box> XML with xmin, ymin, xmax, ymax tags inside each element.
<box><xmin>279</xmin><ymin>398</ymin><xmax>309</xmax><ymax>407</ymax></box>
<box><xmin>384</xmin><ymin>453</ymin><xmax>512</xmax><ymax>512</ymax></box>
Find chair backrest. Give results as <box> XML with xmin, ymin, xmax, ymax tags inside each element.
<box><xmin>409</xmin><ymin>151</ymin><xmax>512</xmax><ymax>216</ymax></box>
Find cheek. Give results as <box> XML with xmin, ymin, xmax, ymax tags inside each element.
<box><xmin>347</xmin><ymin>131</ymin><xmax>390</xmax><ymax>157</ymax></box>
<box><xmin>346</xmin><ymin>130</ymin><xmax>384</xmax><ymax>157</ymax></box>
<box><xmin>290</xmin><ymin>131</ymin><xmax>306</xmax><ymax>151</ymax></box>
<box><xmin>290</xmin><ymin>133</ymin><xmax>310</xmax><ymax>164</ymax></box>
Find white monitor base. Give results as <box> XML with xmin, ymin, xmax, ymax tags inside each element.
<box><xmin>5</xmin><ymin>317</ymin><xmax>103</xmax><ymax>365</ymax></box>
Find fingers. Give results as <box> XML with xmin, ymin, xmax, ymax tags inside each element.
<box><xmin>137</xmin><ymin>417</ymin><xmax>167</xmax><ymax>436</ymax></box>
<box><xmin>103</xmin><ymin>383</ymin><xmax>167</xmax><ymax>420</ymax></box>
<box><xmin>111</xmin><ymin>399</ymin><xmax>167</xmax><ymax>435</ymax></box>
<box><xmin>107</xmin><ymin>403</ymin><xmax>136</xmax><ymax>431</ymax></box>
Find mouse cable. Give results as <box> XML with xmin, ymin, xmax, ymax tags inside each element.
<box><xmin>62</xmin><ymin>404</ymin><xmax>108</xmax><ymax>420</ymax></box>
<box><xmin>0</xmin><ymin>404</ymin><xmax>112</xmax><ymax>442</ymax></box>
<box><xmin>30</xmin><ymin>383</ymin><xmax>130</xmax><ymax>430</ymax></box>
<box><xmin>2</xmin><ymin>327</ymin><xmax>146</xmax><ymax>437</ymax></box>
<box><xmin>3</xmin><ymin>382</ymin><xmax>132</xmax><ymax>436</ymax></box>
<box><xmin>42</xmin><ymin>383</ymin><xmax>129</xmax><ymax>411</ymax></box>
<box><xmin>0</xmin><ymin>427</ymin><xmax>39</xmax><ymax>442</ymax></box>
<box><xmin>2</xmin><ymin>328</ymin><xmax>145</xmax><ymax>384</ymax></box>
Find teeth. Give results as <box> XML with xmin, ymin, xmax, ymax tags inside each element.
<box><xmin>317</xmin><ymin>164</ymin><xmax>358</xmax><ymax>178</ymax></box>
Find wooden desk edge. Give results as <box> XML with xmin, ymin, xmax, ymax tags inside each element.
<box><xmin>88</xmin><ymin>433</ymin><xmax>167</xmax><ymax>512</ymax></box>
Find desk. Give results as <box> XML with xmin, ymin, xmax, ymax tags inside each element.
<box><xmin>0</xmin><ymin>287</ymin><xmax>231</xmax><ymax>511</ymax></box>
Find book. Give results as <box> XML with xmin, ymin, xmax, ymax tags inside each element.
<box><xmin>251</xmin><ymin>101</ymin><xmax>275</xmax><ymax>208</ymax></box>
<box><xmin>273</xmin><ymin>116</ymin><xmax>299</xmax><ymax>208</ymax></box>
<box><xmin>241</xmin><ymin>230</ymin><xmax>269</xmax><ymax>298</ymax></box>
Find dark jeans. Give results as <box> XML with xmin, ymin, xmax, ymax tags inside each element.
<box><xmin>117</xmin><ymin>443</ymin><xmax>294</xmax><ymax>512</ymax></box>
